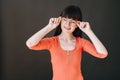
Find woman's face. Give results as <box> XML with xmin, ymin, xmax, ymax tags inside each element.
<box><xmin>61</xmin><ymin>17</ymin><xmax>78</xmax><ymax>34</ymax></box>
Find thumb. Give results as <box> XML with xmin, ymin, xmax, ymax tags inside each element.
<box><xmin>76</xmin><ymin>21</ymin><xmax>81</xmax><ymax>27</ymax></box>
<box><xmin>58</xmin><ymin>17</ymin><xmax>62</xmax><ymax>23</ymax></box>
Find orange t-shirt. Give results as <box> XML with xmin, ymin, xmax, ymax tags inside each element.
<box><xmin>30</xmin><ymin>36</ymin><xmax>107</xmax><ymax>80</ymax></box>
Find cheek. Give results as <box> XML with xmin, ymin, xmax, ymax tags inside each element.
<box><xmin>61</xmin><ymin>23</ymin><xmax>64</xmax><ymax>29</ymax></box>
<box><xmin>70</xmin><ymin>27</ymin><xmax>76</xmax><ymax>32</ymax></box>
<box><xmin>61</xmin><ymin>22</ymin><xmax>64</xmax><ymax>27</ymax></box>
<box><xmin>72</xmin><ymin>25</ymin><xmax>77</xmax><ymax>30</ymax></box>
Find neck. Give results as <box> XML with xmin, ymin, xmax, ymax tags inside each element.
<box><xmin>59</xmin><ymin>32</ymin><xmax>75</xmax><ymax>40</ymax></box>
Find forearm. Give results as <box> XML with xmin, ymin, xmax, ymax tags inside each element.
<box><xmin>26</xmin><ymin>25</ymin><xmax>53</xmax><ymax>48</ymax></box>
<box><xmin>86</xmin><ymin>30</ymin><xmax>108</xmax><ymax>55</ymax></box>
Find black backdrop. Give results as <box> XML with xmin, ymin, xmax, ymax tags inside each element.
<box><xmin>1</xmin><ymin>0</ymin><xmax>120</xmax><ymax>80</ymax></box>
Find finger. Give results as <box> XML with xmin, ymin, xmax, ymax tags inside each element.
<box><xmin>51</xmin><ymin>18</ymin><xmax>54</xmax><ymax>23</ymax></box>
<box><xmin>54</xmin><ymin>18</ymin><xmax>58</xmax><ymax>24</ymax></box>
<box><xmin>58</xmin><ymin>17</ymin><xmax>62</xmax><ymax>23</ymax></box>
<box><xmin>54</xmin><ymin>18</ymin><xmax>57</xmax><ymax>24</ymax></box>
<box><xmin>55</xmin><ymin>17</ymin><xmax>61</xmax><ymax>24</ymax></box>
<box><xmin>56</xmin><ymin>18</ymin><xmax>59</xmax><ymax>23</ymax></box>
<box><xmin>81</xmin><ymin>22</ymin><xmax>85</xmax><ymax>28</ymax></box>
<box><xmin>76</xmin><ymin>21</ymin><xmax>80</xmax><ymax>26</ymax></box>
<box><xmin>80</xmin><ymin>22</ymin><xmax>86</xmax><ymax>28</ymax></box>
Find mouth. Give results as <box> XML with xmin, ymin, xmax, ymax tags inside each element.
<box><xmin>64</xmin><ymin>27</ymin><xmax>71</xmax><ymax>30</ymax></box>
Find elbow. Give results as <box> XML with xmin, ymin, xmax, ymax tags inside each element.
<box><xmin>97</xmin><ymin>49</ymin><xmax>108</xmax><ymax>59</ymax></box>
<box><xmin>26</xmin><ymin>40</ymin><xmax>39</xmax><ymax>49</ymax></box>
<box><xmin>26</xmin><ymin>41</ymin><xmax>33</xmax><ymax>49</ymax></box>
<box><xmin>102</xmin><ymin>53</ymin><xmax>108</xmax><ymax>59</ymax></box>
<box><xmin>103</xmin><ymin>50</ymin><xmax>108</xmax><ymax>58</ymax></box>
<box><xmin>99</xmin><ymin>51</ymin><xmax>108</xmax><ymax>59</ymax></box>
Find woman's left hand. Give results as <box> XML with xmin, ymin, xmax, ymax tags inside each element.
<box><xmin>76</xmin><ymin>21</ymin><xmax>92</xmax><ymax>34</ymax></box>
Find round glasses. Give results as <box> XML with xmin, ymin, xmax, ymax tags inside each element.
<box><xmin>62</xmin><ymin>18</ymin><xmax>77</xmax><ymax>26</ymax></box>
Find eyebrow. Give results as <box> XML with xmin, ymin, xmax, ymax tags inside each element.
<box><xmin>62</xmin><ymin>18</ymin><xmax>76</xmax><ymax>22</ymax></box>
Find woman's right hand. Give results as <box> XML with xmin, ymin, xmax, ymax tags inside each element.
<box><xmin>47</xmin><ymin>17</ymin><xmax>61</xmax><ymax>29</ymax></box>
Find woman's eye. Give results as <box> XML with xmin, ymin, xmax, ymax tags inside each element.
<box><xmin>63</xmin><ymin>18</ymin><xmax>67</xmax><ymax>21</ymax></box>
<box><xmin>71</xmin><ymin>22</ymin><xmax>75</xmax><ymax>24</ymax></box>
<box><xmin>71</xmin><ymin>22</ymin><xmax>75</xmax><ymax>23</ymax></box>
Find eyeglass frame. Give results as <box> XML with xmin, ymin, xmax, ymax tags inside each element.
<box><xmin>61</xmin><ymin>17</ymin><xmax>78</xmax><ymax>26</ymax></box>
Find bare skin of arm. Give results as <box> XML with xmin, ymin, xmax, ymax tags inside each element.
<box><xmin>26</xmin><ymin>17</ymin><xmax>61</xmax><ymax>48</ymax></box>
<box><xmin>77</xmin><ymin>22</ymin><xmax>108</xmax><ymax>55</ymax></box>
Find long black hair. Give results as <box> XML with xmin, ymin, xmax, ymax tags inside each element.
<box><xmin>54</xmin><ymin>5</ymin><xmax>83</xmax><ymax>37</ymax></box>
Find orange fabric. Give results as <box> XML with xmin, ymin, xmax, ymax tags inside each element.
<box><xmin>30</xmin><ymin>36</ymin><xmax>107</xmax><ymax>80</ymax></box>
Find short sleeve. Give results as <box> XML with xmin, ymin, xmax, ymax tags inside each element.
<box><xmin>82</xmin><ymin>38</ymin><xmax>107</xmax><ymax>58</ymax></box>
<box><xmin>29</xmin><ymin>37</ymin><xmax>53</xmax><ymax>50</ymax></box>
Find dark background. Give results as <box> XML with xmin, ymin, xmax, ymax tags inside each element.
<box><xmin>1</xmin><ymin>0</ymin><xmax>120</xmax><ymax>80</ymax></box>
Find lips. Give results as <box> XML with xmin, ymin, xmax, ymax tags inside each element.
<box><xmin>64</xmin><ymin>26</ymin><xmax>71</xmax><ymax>30</ymax></box>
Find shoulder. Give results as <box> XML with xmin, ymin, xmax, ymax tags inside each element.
<box><xmin>46</xmin><ymin>36</ymin><xmax>58</xmax><ymax>40</ymax></box>
<box><xmin>76</xmin><ymin>37</ymin><xmax>90</xmax><ymax>45</ymax></box>
<box><xmin>76</xmin><ymin>37</ymin><xmax>87</xmax><ymax>42</ymax></box>
<box><xmin>42</xmin><ymin>36</ymin><xmax>58</xmax><ymax>42</ymax></box>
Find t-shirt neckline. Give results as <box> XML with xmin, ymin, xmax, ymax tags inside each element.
<box><xmin>57</xmin><ymin>36</ymin><xmax>78</xmax><ymax>52</ymax></box>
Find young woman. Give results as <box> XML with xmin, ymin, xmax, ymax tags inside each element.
<box><xmin>26</xmin><ymin>5</ymin><xmax>108</xmax><ymax>80</ymax></box>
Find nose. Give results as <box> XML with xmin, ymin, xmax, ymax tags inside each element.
<box><xmin>65</xmin><ymin>21</ymin><xmax>70</xmax><ymax>26</ymax></box>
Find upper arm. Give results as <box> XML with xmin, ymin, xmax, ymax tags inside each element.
<box><xmin>82</xmin><ymin>39</ymin><xmax>107</xmax><ymax>58</ymax></box>
<box><xmin>29</xmin><ymin>37</ymin><xmax>53</xmax><ymax>50</ymax></box>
